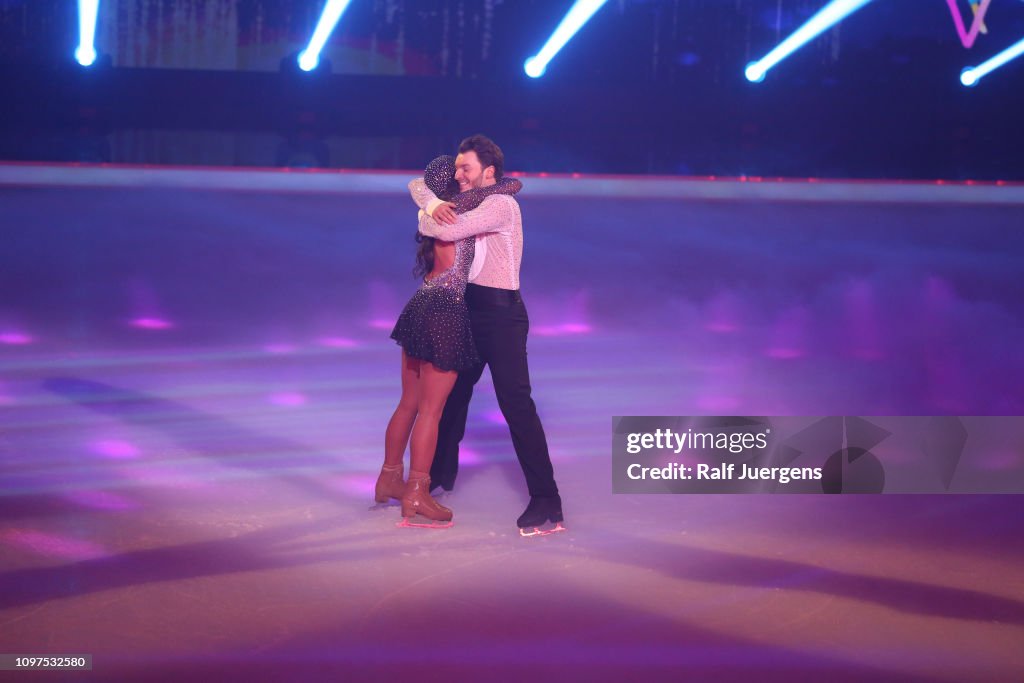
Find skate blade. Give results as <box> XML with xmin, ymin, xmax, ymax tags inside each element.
<box><xmin>519</xmin><ymin>522</ymin><xmax>566</xmax><ymax>537</ymax></box>
<box><xmin>396</xmin><ymin>517</ymin><xmax>454</xmax><ymax>530</ymax></box>
<box><xmin>369</xmin><ymin>500</ymin><xmax>399</xmax><ymax>511</ymax></box>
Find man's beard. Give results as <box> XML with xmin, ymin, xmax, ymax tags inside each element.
<box><xmin>459</xmin><ymin>177</ymin><xmax>486</xmax><ymax>193</ymax></box>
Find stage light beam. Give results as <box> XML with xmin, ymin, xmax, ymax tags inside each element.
<box><xmin>523</xmin><ymin>0</ymin><xmax>609</xmax><ymax>78</ymax></box>
<box><xmin>745</xmin><ymin>0</ymin><xmax>874</xmax><ymax>83</ymax></box>
<box><xmin>75</xmin><ymin>0</ymin><xmax>100</xmax><ymax>67</ymax></box>
<box><xmin>297</xmin><ymin>0</ymin><xmax>354</xmax><ymax>72</ymax></box>
<box><xmin>961</xmin><ymin>36</ymin><xmax>1024</xmax><ymax>87</ymax></box>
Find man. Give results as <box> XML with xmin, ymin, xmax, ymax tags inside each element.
<box><xmin>407</xmin><ymin>134</ymin><xmax>564</xmax><ymax>535</ymax></box>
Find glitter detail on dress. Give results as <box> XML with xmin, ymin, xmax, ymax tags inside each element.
<box><xmin>390</xmin><ymin>158</ymin><xmax>522</xmax><ymax>372</ymax></box>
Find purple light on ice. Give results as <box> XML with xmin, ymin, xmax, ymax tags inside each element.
<box><xmin>65</xmin><ymin>490</ymin><xmax>140</xmax><ymax>511</ymax></box>
<box><xmin>264</xmin><ymin>343</ymin><xmax>297</xmax><ymax>354</ymax></box>
<box><xmin>127</xmin><ymin>279</ymin><xmax>173</xmax><ymax>331</ymax></box>
<box><xmin>0</xmin><ymin>331</ymin><xmax>33</xmax><ymax>345</ymax></box>
<box><xmin>318</xmin><ymin>336</ymin><xmax>358</xmax><ymax>348</ymax></box>
<box><xmin>765</xmin><ymin>306</ymin><xmax>809</xmax><ymax>359</ymax></box>
<box><xmin>131</xmin><ymin>317</ymin><xmax>174</xmax><ymax>330</ymax></box>
<box><xmin>118</xmin><ymin>465</ymin><xmax>212</xmax><ymax>490</ymax></box>
<box><xmin>765</xmin><ymin>347</ymin><xmax>805</xmax><ymax>359</ymax></box>
<box><xmin>459</xmin><ymin>446</ymin><xmax>484</xmax><ymax>466</ymax></box>
<box><xmin>559</xmin><ymin>290</ymin><xmax>593</xmax><ymax>334</ymax></box>
<box><xmin>922</xmin><ymin>275</ymin><xmax>968</xmax><ymax>412</ymax></box>
<box><xmin>268</xmin><ymin>392</ymin><xmax>308</xmax><ymax>407</ymax></box>
<box><xmin>843</xmin><ymin>279</ymin><xmax>884</xmax><ymax>360</ymax></box>
<box><xmin>533</xmin><ymin>322</ymin><xmax>593</xmax><ymax>337</ymax></box>
<box><xmin>1</xmin><ymin>529</ymin><xmax>108</xmax><ymax>561</ymax></box>
<box><xmin>704</xmin><ymin>290</ymin><xmax>743</xmax><ymax>333</ymax></box>
<box><xmin>327</xmin><ymin>474</ymin><xmax>375</xmax><ymax>496</ymax></box>
<box><xmin>483</xmin><ymin>410</ymin><xmax>507</xmax><ymax>425</ymax></box>
<box><xmin>926</xmin><ymin>274</ymin><xmax>956</xmax><ymax>306</ymax></box>
<box><xmin>696</xmin><ymin>394</ymin><xmax>743</xmax><ymax>412</ymax></box>
<box><xmin>369</xmin><ymin>280</ymin><xmax>400</xmax><ymax>330</ymax></box>
<box><xmin>92</xmin><ymin>439</ymin><xmax>140</xmax><ymax>459</ymax></box>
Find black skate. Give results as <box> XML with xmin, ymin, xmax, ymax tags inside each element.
<box><xmin>517</xmin><ymin>494</ymin><xmax>566</xmax><ymax>537</ymax></box>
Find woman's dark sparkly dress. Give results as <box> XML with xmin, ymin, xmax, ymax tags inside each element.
<box><xmin>390</xmin><ymin>157</ymin><xmax>521</xmax><ymax>372</ymax></box>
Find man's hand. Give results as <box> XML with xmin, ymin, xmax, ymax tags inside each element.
<box><xmin>431</xmin><ymin>202</ymin><xmax>457</xmax><ymax>225</ymax></box>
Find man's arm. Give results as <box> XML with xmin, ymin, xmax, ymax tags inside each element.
<box><xmin>418</xmin><ymin>194</ymin><xmax>518</xmax><ymax>241</ymax></box>
<box><xmin>408</xmin><ymin>178</ymin><xmax>447</xmax><ymax>217</ymax></box>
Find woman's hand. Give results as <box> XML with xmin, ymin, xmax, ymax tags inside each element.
<box><xmin>431</xmin><ymin>202</ymin><xmax>457</xmax><ymax>225</ymax></box>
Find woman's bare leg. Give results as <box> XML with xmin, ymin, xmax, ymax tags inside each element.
<box><xmin>409</xmin><ymin>362</ymin><xmax>458</xmax><ymax>475</ymax></box>
<box><xmin>400</xmin><ymin>361</ymin><xmax>459</xmax><ymax>523</ymax></box>
<box><xmin>376</xmin><ymin>351</ymin><xmax>421</xmax><ymax>503</ymax></box>
<box><xmin>383</xmin><ymin>350</ymin><xmax>421</xmax><ymax>468</ymax></box>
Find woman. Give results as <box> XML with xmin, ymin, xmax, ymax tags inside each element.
<box><xmin>377</xmin><ymin>155</ymin><xmax>522</xmax><ymax>528</ymax></box>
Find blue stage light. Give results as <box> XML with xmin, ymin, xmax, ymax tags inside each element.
<box><xmin>76</xmin><ymin>0</ymin><xmax>100</xmax><ymax>67</ymax></box>
<box><xmin>523</xmin><ymin>0</ymin><xmax>609</xmax><ymax>78</ymax></box>
<box><xmin>745</xmin><ymin>0</ymin><xmax>873</xmax><ymax>82</ymax></box>
<box><xmin>297</xmin><ymin>0</ymin><xmax>354</xmax><ymax>72</ymax></box>
<box><xmin>961</xmin><ymin>37</ymin><xmax>1024</xmax><ymax>87</ymax></box>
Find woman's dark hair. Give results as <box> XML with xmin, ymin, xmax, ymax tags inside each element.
<box><xmin>458</xmin><ymin>134</ymin><xmax>504</xmax><ymax>180</ymax></box>
<box><xmin>413</xmin><ymin>155</ymin><xmax>459</xmax><ymax>279</ymax></box>
<box><xmin>413</xmin><ymin>232</ymin><xmax>435</xmax><ymax>279</ymax></box>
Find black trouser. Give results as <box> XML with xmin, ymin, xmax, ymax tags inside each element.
<box><xmin>431</xmin><ymin>283</ymin><xmax>558</xmax><ymax>497</ymax></box>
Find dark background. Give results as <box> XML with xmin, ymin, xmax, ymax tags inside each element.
<box><xmin>1</xmin><ymin>0</ymin><xmax>1022</xmax><ymax>178</ymax></box>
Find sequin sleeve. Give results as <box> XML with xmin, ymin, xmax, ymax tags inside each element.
<box><xmin>450</xmin><ymin>177</ymin><xmax>522</xmax><ymax>215</ymax></box>
<box><xmin>407</xmin><ymin>178</ymin><xmax>444</xmax><ymax>215</ymax></box>
<box><xmin>418</xmin><ymin>194</ymin><xmax>519</xmax><ymax>242</ymax></box>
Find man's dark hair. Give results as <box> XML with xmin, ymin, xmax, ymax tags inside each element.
<box><xmin>458</xmin><ymin>134</ymin><xmax>504</xmax><ymax>180</ymax></box>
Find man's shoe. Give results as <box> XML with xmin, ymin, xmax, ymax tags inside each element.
<box><xmin>429</xmin><ymin>481</ymin><xmax>453</xmax><ymax>496</ymax></box>
<box><xmin>517</xmin><ymin>494</ymin><xmax>565</xmax><ymax>536</ymax></box>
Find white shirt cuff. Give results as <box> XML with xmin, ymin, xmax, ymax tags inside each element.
<box><xmin>425</xmin><ymin>197</ymin><xmax>445</xmax><ymax>217</ymax></box>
